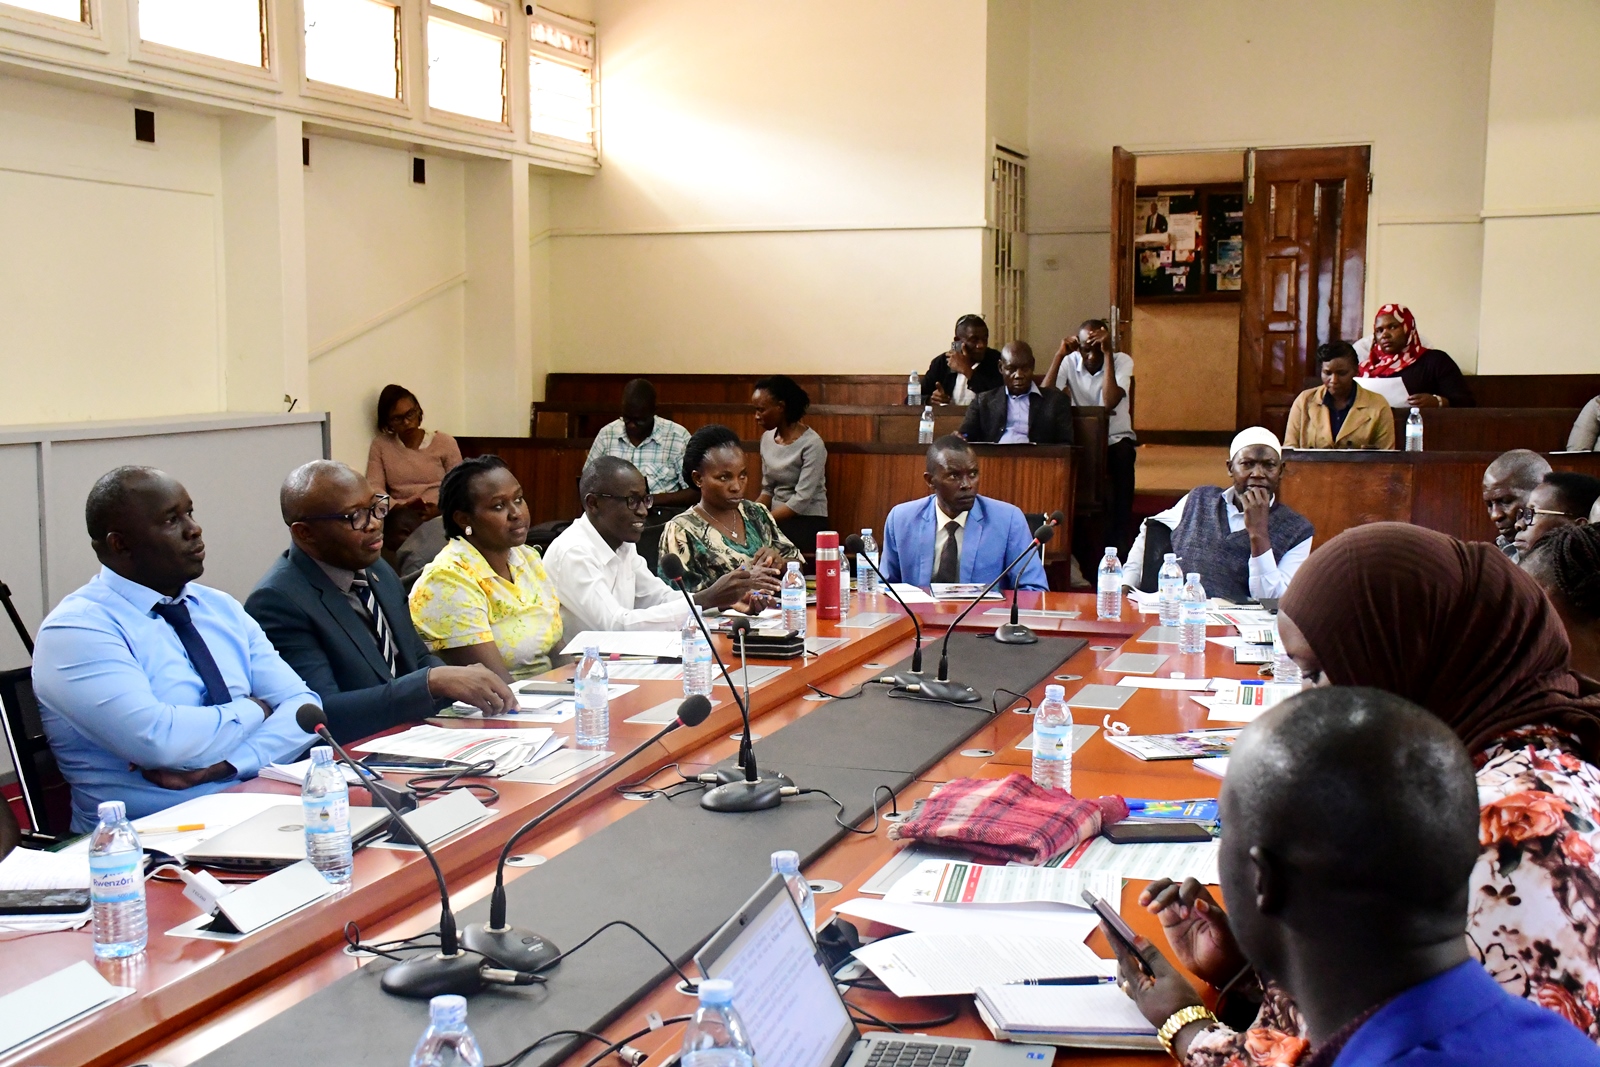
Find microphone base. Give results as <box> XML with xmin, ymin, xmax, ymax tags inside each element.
<box><xmin>461</xmin><ymin>922</ymin><xmax>561</xmax><ymax>973</ymax></box>
<box><xmin>709</xmin><ymin>766</ymin><xmax>793</xmax><ymax>789</ymax></box>
<box><xmin>379</xmin><ymin>949</ymin><xmax>484</xmax><ymax>999</ymax></box>
<box><xmin>913</xmin><ymin>677</ymin><xmax>982</xmax><ymax>704</ymax></box>
<box><xmin>365</xmin><ymin>777</ymin><xmax>419</xmax><ymax>814</ymax></box>
<box><xmin>892</xmin><ymin>670</ymin><xmax>924</xmax><ymax>689</ymax></box>
<box><xmin>700</xmin><ymin>777</ymin><xmax>787</xmax><ymax>813</ymax></box>
<box><xmin>993</xmin><ymin>622</ymin><xmax>1039</xmax><ymax>644</ymax></box>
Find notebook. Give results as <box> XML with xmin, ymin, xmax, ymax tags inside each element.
<box><xmin>973</xmin><ymin>982</ymin><xmax>1161</xmax><ymax>1050</ymax></box>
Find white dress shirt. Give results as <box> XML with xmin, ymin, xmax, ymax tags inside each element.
<box><xmin>1054</xmin><ymin>351</ymin><xmax>1134</xmax><ymax>443</ymax></box>
<box><xmin>1122</xmin><ymin>487</ymin><xmax>1311</xmax><ymax>600</ymax></box>
<box><xmin>543</xmin><ymin>514</ymin><xmax>689</xmax><ymax>633</ymax></box>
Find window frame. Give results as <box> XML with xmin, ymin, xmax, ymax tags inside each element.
<box><xmin>126</xmin><ymin>0</ymin><xmax>280</xmax><ymax>88</ymax></box>
<box><xmin>423</xmin><ymin>0</ymin><xmax>512</xmax><ymax>136</ymax></box>
<box><xmin>525</xmin><ymin>5</ymin><xmax>595</xmax><ymax>151</ymax></box>
<box><xmin>0</xmin><ymin>0</ymin><xmax>108</xmax><ymax>54</ymax></box>
<box><xmin>297</xmin><ymin>0</ymin><xmax>409</xmax><ymax>118</ymax></box>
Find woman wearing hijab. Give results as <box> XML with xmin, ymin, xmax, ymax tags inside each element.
<box><xmin>1120</xmin><ymin>523</ymin><xmax>1600</xmax><ymax>1062</ymax></box>
<box><xmin>1354</xmin><ymin>303</ymin><xmax>1475</xmax><ymax>408</ymax></box>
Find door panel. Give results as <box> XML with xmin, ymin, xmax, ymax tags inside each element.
<box><xmin>1109</xmin><ymin>146</ymin><xmax>1136</xmax><ymax>353</ymax></box>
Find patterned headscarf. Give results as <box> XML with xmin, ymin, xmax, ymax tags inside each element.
<box><xmin>1359</xmin><ymin>303</ymin><xmax>1428</xmax><ymax>377</ymax></box>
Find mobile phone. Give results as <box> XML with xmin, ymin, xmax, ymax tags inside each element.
<box><xmin>1103</xmin><ymin>822</ymin><xmax>1214</xmax><ymax>845</ymax></box>
<box><xmin>1081</xmin><ymin>890</ymin><xmax>1153</xmax><ymax>977</ymax></box>
<box><xmin>0</xmin><ymin>888</ymin><xmax>91</xmax><ymax>915</ymax></box>
<box><xmin>514</xmin><ymin>680</ymin><xmax>576</xmax><ymax>696</ymax></box>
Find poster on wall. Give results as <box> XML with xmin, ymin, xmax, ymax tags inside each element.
<box><xmin>1134</xmin><ymin>192</ymin><xmax>1201</xmax><ymax>297</ymax></box>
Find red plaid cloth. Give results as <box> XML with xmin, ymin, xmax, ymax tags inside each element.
<box><xmin>887</xmin><ymin>774</ymin><xmax>1128</xmax><ymax>866</ymax></box>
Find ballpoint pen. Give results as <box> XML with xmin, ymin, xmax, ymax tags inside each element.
<box><xmin>1004</xmin><ymin>976</ymin><xmax>1115</xmax><ymax>986</ymax></box>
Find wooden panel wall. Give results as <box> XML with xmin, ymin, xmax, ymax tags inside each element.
<box><xmin>545</xmin><ymin>374</ymin><xmax>911</xmax><ymax>407</ymax></box>
<box><xmin>1407</xmin><ymin>407</ymin><xmax>1580</xmax><ymax>453</ymax></box>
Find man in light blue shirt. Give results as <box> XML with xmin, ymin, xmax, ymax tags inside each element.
<box><xmin>34</xmin><ymin>466</ymin><xmax>320</xmax><ymax>832</ymax></box>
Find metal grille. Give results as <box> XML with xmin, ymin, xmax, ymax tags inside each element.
<box><xmin>991</xmin><ymin>150</ymin><xmax>1027</xmax><ymax>347</ymax></box>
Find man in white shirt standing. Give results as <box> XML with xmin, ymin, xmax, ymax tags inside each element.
<box><xmin>544</xmin><ymin>458</ymin><xmax>777</xmax><ymax>633</ymax></box>
<box><xmin>1122</xmin><ymin>428</ymin><xmax>1313</xmax><ymax>603</ymax></box>
<box><xmin>1045</xmin><ymin>319</ymin><xmax>1137</xmax><ymax>551</ymax></box>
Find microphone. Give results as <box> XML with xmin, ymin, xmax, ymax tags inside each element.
<box><xmin>995</xmin><ymin>511</ymin><xmax>1064</xmax><ymax>645</ymax></box>
<box><xmin>295</xmin><ymin>704</ymin><xmax>482</xmax><ymax>999</ymax></box>
<box><xmin>460</xmin><ymin>695</ymin><xmax>713</xmax><ymax>972</ymax></box>
<box><xmin>910</xmin><ymin>514</ymin><xmax>1059</xmax><ymax>704</ymax></box>
<box><xmin>844</xmin><ymin>534</ymin><xmax>926</xmax><ymax>688</ymax></box>
<box><xmin>699</xmin><ymin>617</ymin><xmax>791</xmax><ymax>813</ymax></box>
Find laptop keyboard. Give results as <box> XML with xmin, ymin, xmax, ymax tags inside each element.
<box><xmin>865</xmin><ymin>1041</ymin><xmax>971</xmax><ymax>1067</ymax></box>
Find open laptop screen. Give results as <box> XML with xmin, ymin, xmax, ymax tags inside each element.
<box><xmin>695</xmin><ymin>874</ymin><xmax>858</xmax><ymax>1067</ymax></box>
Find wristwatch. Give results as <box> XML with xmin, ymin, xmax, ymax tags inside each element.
<box><xmin>1157</xmin><ymin>1004</ymin><xmax>1219</xmax><ymax>1057</ymax></box>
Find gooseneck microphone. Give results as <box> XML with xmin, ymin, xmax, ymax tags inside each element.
<box><xmin>843</xmin><ymin>534</ymin><xmax>926</xmax><ymax>688</ymax></box>
<box><xmin>911</xmin><ymin>514</ymin><xmax>1061</xmax><ymax>704</ymax></box>
<box><xmin>461</xmin><ymin>695</ymin><xmax>713</xmax><ymax>973</ymax></box>
<box><xmin>295</xmin><ymin>704</ymin><xmax>483</xmax><ymax>999</ymax></box>
<box><xmin>995</xmin><ymin>511</ymin><xmax>1064</xmax><ymax>645</ymax></box>
<box><xmin>698</xmin><ymin>618</ymin><xmax>790</xmax><ymax>813</ymax></box>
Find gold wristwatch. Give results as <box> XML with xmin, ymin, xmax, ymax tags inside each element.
<box><xmin>1157</xmin><ymin>1004</ymin><xmax>1219</xmax><ymax>1057</ymax></box>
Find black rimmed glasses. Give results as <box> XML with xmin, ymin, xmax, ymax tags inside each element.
<box><xmin>1515</xmin><ymin>505</ymin><xmax>1579</xmax><ymax>526</ymax></box>
<box><xmin>300</xmin><ymin>495</ymin><xmax>392</xmax><ymax>530</ymax></box>
<box><xmin>593</xmin><ymin>492</ymin><xmax>653</xmax><ymax>512</ymax></box>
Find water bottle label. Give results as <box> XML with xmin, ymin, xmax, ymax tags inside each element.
<box><xmin>89</xmin><ymin>853</ymin><xmax>143</xmax><ymax>904</ymax></box>
<box><xmin>782</xmin><ymin>590</ymin><xmax>804</xmax><ymax>609</ymax></box>
<box><xmin>303</xmin><ymin>792</ymin><xmax>349</xmax><ymax>835</ymax></box>
<box><xmin>1098</xmin><ymin>574</ymin><xmax>1119</xmax><ymax>592</ymax></box>
<box><xmin>1035</xmin><ymin>724</ymin><xmax>1069</xmax><ymax>759</ymax></box>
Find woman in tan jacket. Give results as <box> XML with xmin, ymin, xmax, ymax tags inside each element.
<box><xmin>1283</xmin><ymin>341</ymin><xmax>1395</xmax><ymax>450</ymax></box>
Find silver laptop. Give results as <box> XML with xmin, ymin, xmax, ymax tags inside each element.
<box><xmin>695</xmin><ymin>874</ymin><xmax>1050</xmax><ymax>1067</ymax></box>
<box><xmin>182</xmin><ymin>804</ymin><xmax>392</xmax><ymax>869</ymax></box>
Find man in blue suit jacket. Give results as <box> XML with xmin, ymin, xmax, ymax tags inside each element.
<box><xmin>880</xmin><ymin>437</ymin><xmax>1048</xmax><ymax>591</ymax></box>
<box><xmin>246</xmin><ymin>461</ymin><xmax>515</xmax><ymax>744</ymax></box>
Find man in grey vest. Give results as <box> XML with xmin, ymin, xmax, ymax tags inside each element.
<box><xmin>1124</xmin><ymin>428</ymin><xmax>1313</xmax><ymax>603</ymax></box>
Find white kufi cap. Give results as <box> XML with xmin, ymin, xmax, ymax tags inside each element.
<box><xmin>1229</xmin><ymin>426</ymin><xmax>1282</xmax><ymax>461</ymax></box>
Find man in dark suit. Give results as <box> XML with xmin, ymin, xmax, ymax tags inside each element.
<box><xmin>958</xmin><ymin>341</ymin><xmax>1074</xmax><ymax>445</ymax></box>
<box><xmin>246</xmin><ymin>461</ymin><xmax>515</xmax><ymax>744</ymax></box>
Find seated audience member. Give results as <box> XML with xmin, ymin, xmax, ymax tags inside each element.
<box><xmin>1114</xmin><ymin>686</ymin><xmax>1600</xmax><ymax>1066</ymax></box>
<box><xmin>585</xmin><ymin>378</ymin><xmax>697</xmax><ymax>511</ymax></box>
<box><xmin>1523</xmin><ymin>524</ymin><xmax>1600</xmax><ymax>680</ymax></box>
<box><xmin>1124</xmin><ymin>428</ymin><xmax>1312</xmax><ymax>602</ymax></box>
<box><xmin>753</xmin><ymin>375</ymin><xmax>830</xmax><ymax>550</ymax></box>
<box><xmin>1570</xmin><ymin>395</ymin><xmax>1600</xmax><ymax>451</ymax></box>
<box><xmin>246</xmin><ymin>461</ymin><xmax>516</xmax><ymax>744</ymax></box>
<box><xmin>1282</xmin><ymin>340</ymin><xmax>1395</xmax><ymax>449</ymax></box>
<box><xmin>879</xmin><ymin>436</ymin><xmax>1048</xmax><ymax>592</ymax></box>
<box><xmin>546</xmin><ymin>458</ymin><xmax>777</xmax><ymax>632</ymax></box>
<box><xmin>1482</xmin><ymin>448</ymin><xmax>1552</xmax><ymax>561</ymax></box>
<box><xmin>1513</xmin><ymin>471</ymin><xmax>1600</xmax><ymax>557</ymax></box>
<box><xmin>395</xmin><ymin>515</ymin><xmax>446</xmax><ymax>591</ymax></box>
<box><xmin>1354</xmin><ymin>303</ymin><xmax>1475</xmax><ymax>408</ymax></box>
<box><xmin>1044</xmin><ymin>319</ymin><xmax>1136</xmax><ymax>550</ymax></box>
<box><xmin>657</xmin><ymin>424</ymin><xmax>802</xmax><ymax>593</ymax></box>
<box><xmin>366</xmin><ymin>384</ymin><xmax>463</xmax><ymax>550</ymax></box>
<box><xmin>409</xmin><ymin>456</ymin><xmax>562</xmax><ymax>682</ymax></box>
<box><xmin>957</xmin><ymin>341</ymin><xmax>1074</xmax><ymax>445</ymax></box>
<box><xmin>33</xmin><ymin>467</ymin><xmax>319</xmax><ymax>831</ymax></box>
<box><xmin>922</xmin><ymin>314</ymin><xmax>1002</xmax><ymax>406</ymax></box>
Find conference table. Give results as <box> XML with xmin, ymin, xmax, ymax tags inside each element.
<box><xmin>3</xmin><ymin>594</ymin><xmax>1250</xmax><ymax>1067</ymax></box>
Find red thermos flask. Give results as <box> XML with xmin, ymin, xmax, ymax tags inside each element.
<box><xmin>815</xmin><ymin>531</ymin><xmax>841</xmax><ymax>620</ymax></box>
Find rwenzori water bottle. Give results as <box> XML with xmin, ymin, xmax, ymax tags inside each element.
<box><xmin>771</xmin><ymin>849</ymin><xmax>816</xmax><ymax>935</ymax></box>
<box><xmin>683</xmin><ymin>607</ymin><xmax>713</xmax><ymax>697</ymax></box>
<box><xmin>917</xmin><ymin>405</ymin><xmax>935</xmax><ymax>444</ymax></box>
<box><xmin>89</xmin><ymin>799</ymin><xmax>147</xmax><ymax>959</ymax></box>
<box><xmin>302</xmin><ymin>745</ymin><xmax>353</xmax><ymax>885</ymax></box>
<box><xmin>1031</xmin><ymin>684</ymin><xmax>1072</xmax><ymax>793</ymax></box>
<box><xmin>410</xmin><ymin>994</ymin><xmax>484</xmax><ymax>1067</ymax></box>
<box><xmin>1272</xmin><ymin>618</ymin><xmax>1302</xmax><ymax>686</ymax></box>
<box><xmin>1097</xmin><ymin>546</ymin><xmax>1123</xmax><ymax>621</ymax></box>
<box><xmin>1406</xmin><ymin>406</ymin><xmax>1424</xmax><ymax>452</ymax></box>
<box><xmin>907</xmin><ymin>371</ymin><xmax>922</xmax><ymax>407</ymax></box>
<box><xmin>781</xmin><ymin>561</ymin><xmax>807</xmax><ymax>637</ymax></box>
<box><xmin>1157</xmin><ymin>552</ymin><xmax>1184</xmax><ymax>629</ymax></box>
<box><xmin>576</xmin><ymin>645</ymin><xmax>610</xmax><ymax>748</ymax></box>
<box><xmin>1178</xmin><ymin>572</ymin><xmax>1208</xmax><ymax>654</ymax></box>
<box><xmin>680</xmin><ymin>979</ymin><xmax>755</xmax><ymax>1067</ymax></box>
<box><xmin>837</xmin><ymin>556</ymin><xmax>851</xmax><ymax>620</ymax></box>
<box><xmin>856</xmin><ymin>528</ymin><xmax>879</xmax><ymax>598</ymax></box>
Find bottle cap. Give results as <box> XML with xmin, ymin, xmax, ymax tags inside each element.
<box><xmin>1044</xmin><ymin>684</ymin><xmax>1065</xmax><ymax>701</ymax></box>
<box><xmin>309</xmin><ymin>745</ymin><xmax>333</xmax><ymax>764</ymax></box>
<box><xmin>861</xmin><ymin>528</ymin><xmax>872</xmax><ymax>536</ymax></box>
<box><xmin>786</xmin><ymin>561</ymin><xmax>801</xmax><ymax>572</ymax></box>
<box><xmin>97</xmin><ymin>800</ymin><xmax>126</xmax><ymax>823</ymax></box>
<box><xmin>1104</xmin><ymin>546</ymin><xmax>1117</xmax><ymax>554</ymax></box>
<box><xmin>584</xmin><ymin>644</ymin><xmax>600</xmax><ymax>657</ymax></box>
<box><xmin>1186</xmin><ymin>572</ymin><xmax>1201</xmax><ymax>582</ymax></box>
<box><xmin>815</xmin><ymin>531</ymin><xmax>838</xmax><ymax>550</ymax></box>
<box><xmin>698</xmin><ymin>978</ymin><xmax>735</xmax><ymax>1005</ymax></box>
<box><xmin>771</xmin><ymin>849</ymin><xmax>800</xmax><ymax>874</ymax></box>
<box><xmin>1163</xmin><ymin>552</ymin><xmax>1177</xmax><ymax>561</ymax></box>
<box><xmin>430</xmin><ymin>994</ymin><xmax>468</xmax><ymax>1027</ymax></box>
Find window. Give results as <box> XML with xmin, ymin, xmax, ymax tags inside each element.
<box><xmin>427</xmin><ymin>1</ymin><xmax>507</xmax><ymax>124</ymax></box>
<box><xmin>138</xmin><ymin>0</ymin><xmax>266</xmax><ymax>68</ymax></box>
<box><xmin>2</xmin><ymin>0</ymin><xmax>84</xmax><ymax>21</ymax></box>
<box><xmin>527</xmin><ymin>11</ymin><xmax>594</xmax><ymax>145</ymax></box>
<box><xmin>990</xmin><ymin>149</ymin><xmax>1027</xmax><ymax>348</ymax></box>
<box><xmin>304</xmin><ymin>0</ymin><xmax>401</xmax><ymax>100</ymax></box>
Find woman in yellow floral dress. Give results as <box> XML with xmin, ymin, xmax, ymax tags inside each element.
<box><xmin>410</xmin><ymin>456</ymin><xmax>562</xmax><ymax>681</ymax></box>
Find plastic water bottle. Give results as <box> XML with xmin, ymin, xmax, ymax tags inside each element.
<box><xmin>907</xmin><ymin>371</ymin><xmax>921</xmax><ymax>407</ymax></box>
<box><xmin>680</xmin><ymin>979</ymin><xmax>755</xmax><ymax>1067</ymax></box>
<box><xmin>838</xmin><ymin>558</ymin><xmax>851</xmax><ymax>619</ymax></box>
<box><xmin>1096</xmin><ymin>547</ymin><xmax>1123</xmax><ymax>620</ymax></box>
<box><xmin>1272</xmin><ymin>619</ymin><xmax>1302</xmax><ymax>686</ymax></box>
<box><xmin>410</xmin><ymin>994</ymin><xmax>483</xmax><ymax>1067</ymax></box>
<box><xmin>576</xmin><ymin>646</ymin><xmax>610</xmax><ymax>748</ymax></box>
<box><xmin>856</xmin><ymin>528</ymin><xmax>880</xmax><ymax>598</ymax></box>
<box><xmin>89</xmin><ymin>800</ymin><xmax>147</xmax><ymax>959</ymax></box>
<box><xmin>1157</xmin><ymin>552</ymin><xmax>1184</xmax><ymax>629</ymax></box>
<box><xmin>1406</xmin><ymin>406</ymin><xmax>1424</xmax><ymax>451</ymax></box>
<box><xmin>781</xmin><ymin>561</ymin><xmax>807</xmax><ymax>637</ymax></box>
<box><xmin>917</xmin><ymin>405</ymin><xmax>935</xmax><ymax>444</ymax></box>
<box><xmin>771</xmin><ymin>849</ymin><xmax>816</xmax><ymax>934</ymax></box>
<box><xmin>682</xmin><ymin>608</ymin><xmax>713</xmax><ymax>697</ymax></box>
<box><xmin>1031</xmin><ymin>684</ymin><xmax>1072</xmax><ymax>792</ymax></box>
<box><xmin>302</xmin><ymin>745</ymin><xmax>353</xmax><ymax>885</ymax></box>
<box><xmin>1178</xmin><ymin>572</ymin><xmax>1208</xmax><ymax>654</ymax></box>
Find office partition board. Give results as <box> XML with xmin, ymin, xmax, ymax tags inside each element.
<box><xmin>194</xmin><ymin>634</ymin><xmax>1085</xmax><ymax>1067</ymax></box>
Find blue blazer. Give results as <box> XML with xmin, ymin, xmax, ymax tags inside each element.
<box><xmin>245</xmin><ymin>545</ymin><xmax>448</xmax><ymax>744</ymax></box>
<box><xmin>880</xmin><ymin>495</ymin><xmax>1048</xmax><ymax>592</ymax></box>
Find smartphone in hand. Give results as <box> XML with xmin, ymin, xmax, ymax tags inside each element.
<box><xmin>1082</xmin><ymin>890</ymin><xmax>1155</xmax><ymax>978</ymax></box>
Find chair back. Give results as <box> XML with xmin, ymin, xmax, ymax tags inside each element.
<box><xmin>0</xmin><ymin>668</ymin><xmax>71</xmax><ymax>841</ymax></box>
<box><xmin>1137</xmin><ymin>519</ymin><xmax>1174</xmax><ymax>594</ymax></box>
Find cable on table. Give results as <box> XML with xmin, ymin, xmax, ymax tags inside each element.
<box><xmin>795</xmin><ymin>784</ymin><xmax>899</xmax><ymax>836</ymax></box>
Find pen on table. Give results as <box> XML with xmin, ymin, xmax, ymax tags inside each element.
<box><xmin>1004</xmin><ymin>976</ymin><xmax>1115</xmax><ymax>986</ymax></box>
<box><xmin>139</xmin><ymin>823</ymin><xmax>206</xmax><ymax>835</ymax></box>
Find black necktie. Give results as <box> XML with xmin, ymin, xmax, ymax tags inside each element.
<box><xmin>151</xmin><ymin>600</ymin><xmax>231</xmax><ymax>706</ymax></box>
<box><xmin>350</xmin><ymin>575</ymin><xmax>398</xmax><ymax>677</ymax></box>
<box><xmin>933</xmin><ymin>520</ymin><xmax>961</xmax><ymax>584</ymax></box>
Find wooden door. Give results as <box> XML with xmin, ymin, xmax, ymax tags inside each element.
<box><xmin>1237</xmin><ymin>145</ymin><xmax>1369</xmax><ymax>433</ymax></box>
<box><xmin>1108</xmin><ymin>146</ymin><xmax>1137</xmax><ymax>353</ymax></box>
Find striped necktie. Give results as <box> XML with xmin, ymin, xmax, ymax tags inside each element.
<box><xmin>350</xmin><ymin>574</ymin><xmax>398</xmax><ymax>677</ymax></box>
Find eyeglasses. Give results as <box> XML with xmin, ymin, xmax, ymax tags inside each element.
<box><xmin>387</xmin><ymin>405</ymin><xmax>423</xmax><ymax>428</ymax></box>
<box><xmin>593</xmin><ymin>492</ymin><xmax>653</xmax><ymax>511</ymax></box>
<box><xmin>1515</xmin><ymin>506</ymin><xmax>1579</xmax><ymax>526</ymax></box>
<box><xmin>299</xmin><ymin>496</ymin><xmax>391</xmax><ymax>530</ymax></box>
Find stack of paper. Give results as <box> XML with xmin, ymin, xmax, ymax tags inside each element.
<box><xmin>1107</xmin><ymin>728</ymin><xmax>1240</xmax><ymax>761</ymax></box>
<box><xmin>559</xmin><ymin>631</ymin><xmax>681</xmax><ymax>658</ymax></box>
<box><xmin>852</xmin><ymin>931</ymin><xmax>1116</xmax><ymax>997</ymax></box>
<box><xmin>352</xmin><ymin>724</ymin><xmax>564</xmax><ymax>777</ymax></box>
<box><xmin>260</xmin><ymin>759</ymin><xmax>367</xmax><ymax>786</ymax></box>
<box><xmin>930</xmin><ymin>584</ymin><xmax>1004</xmax><ymax>601</ymax></box>
<box><xmin>1052</xmin><ymin>836</ymin><xmax>1220</xmax><ymax>884</ymax></box>
<box><xmin>886</xmin><ymin>859</ymin><xmax>1122</xmax><ymax>906</ymax></box>
<box><xmin>435</xmin><ymin>682</ymin><xmax>637</xmax><ymax>723</ymax></box>
<box><xmin>975</xmin><ymin>983</ymin><xmax>1159</xmax><ymax>1049</ymax></box>
<box><xmin>60</xmin><ymin>793</ymin><xmax>294</xmax><ymax>859</ymax></box>
<box><xmin>1194</xmin><ymin>680</ymin><xmax>1302</xmax><ymax>723</ymax></box>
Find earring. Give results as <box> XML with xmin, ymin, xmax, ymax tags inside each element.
<box><xmin>464</xmin><ymin>525</ymin><xmax>473</xmax><ymax>536</ymax></box>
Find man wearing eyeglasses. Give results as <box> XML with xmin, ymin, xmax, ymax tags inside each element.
<box><xmin>1512</xmin><ymin>471</ymin><xmax>1600</xmax><ymax>558</ymax></box>
<box><xmin>544</xmin><ymin>457</ymin><xmax>779</xmax><ymax>634</ymax></box>
<box><xmin>246</xmin><ymin>461</ymin><xmax>516</xmax><ymax>744</ymax></box>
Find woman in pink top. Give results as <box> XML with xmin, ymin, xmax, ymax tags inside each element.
<box><xmin>366</xmin><ymin>384</ymin><xmax>462</xmax><ymax>550</ymax></box>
